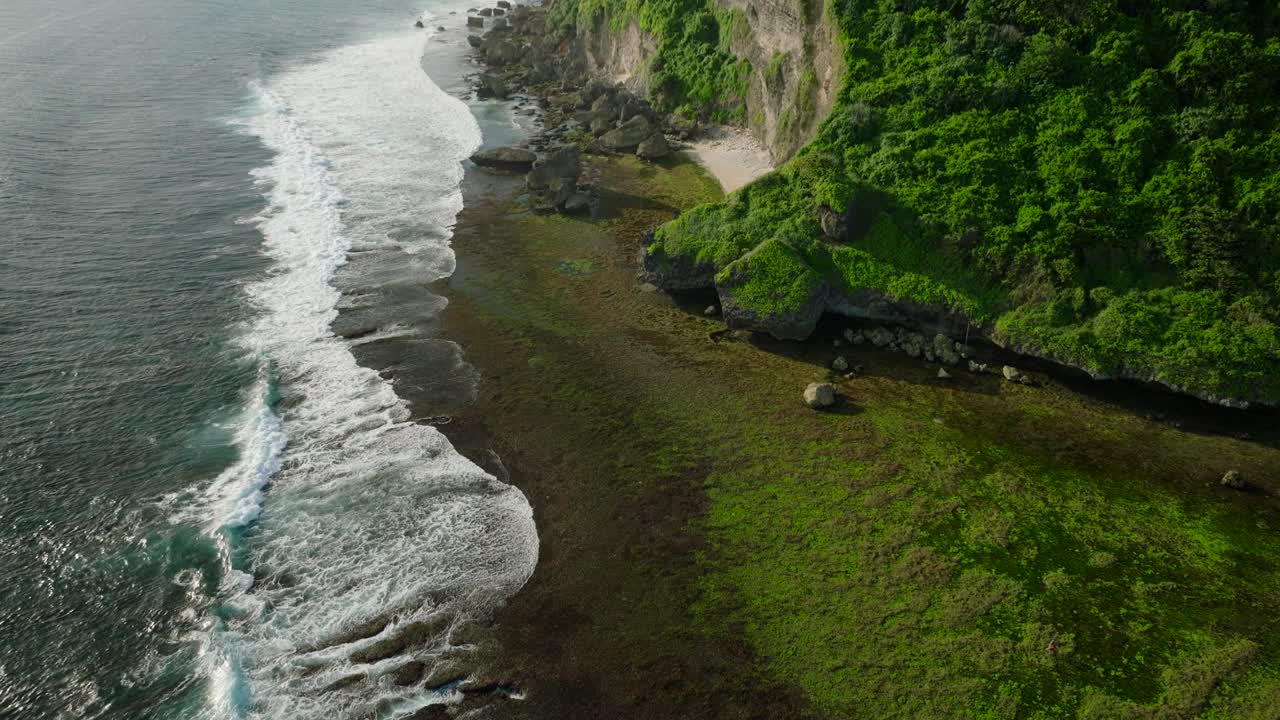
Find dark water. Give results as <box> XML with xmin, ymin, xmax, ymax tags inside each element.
<box><xmin>0</xmin><ymin>1</ymin><xmax>535</xmax><ymax>717</ymax></box>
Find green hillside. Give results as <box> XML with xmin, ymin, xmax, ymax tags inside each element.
<box><xmin>560</xmin><ymin>0</ymin><xmax>1280</xmax><ymax>404</ymax></box>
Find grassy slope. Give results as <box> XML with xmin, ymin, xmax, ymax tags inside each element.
<box><xmin>555</xmin><ymin>0</ymin><xmax>1280</xmax><ymax>404</ymax></box>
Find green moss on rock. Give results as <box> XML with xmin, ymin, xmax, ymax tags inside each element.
<box><xmin>716</xmin><ymin>237</ymin><xmax>827</xmax><ymax>339</ymax></box>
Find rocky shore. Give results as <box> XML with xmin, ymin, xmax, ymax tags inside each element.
<box><xmin>448</xmin><ymin>1</ymin><xmax>1280</xmax><ymax>412</ymax></box>
<box><xmin>421</xmin><ymin>128</ymin><xmax>1280</xmax><ymax>720</ymax></box>
<box><xmin>329</xmin><ymin>8</ymin><xmax>1280</xmax><ymax>718</ymax></box>
<box><xmin>459</xmin><ymin>1</ymin><xmax>698</xmax><ymax>214</ymax></box>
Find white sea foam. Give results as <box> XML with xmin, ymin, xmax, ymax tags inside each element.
<box><xmin>189</xmin><ymin>20</ymin><xmax>537</xmax><ymax>720</ymax></box>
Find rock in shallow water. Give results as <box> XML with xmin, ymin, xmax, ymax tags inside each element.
<box><xmin>470</xmin><ymin>146</ymin><xmax>536</xmax><ymax>170</ymax></box>
<box><xmin>832</xmin><ymin>356</ymin><xmax>849</xmax><ymax>372</ymax></box>
<box><xmin>1221</xmin><ymin>470</ymin><xmax>1246</xmax><ymax>490</ymax></box>
<box><xmin>804</xmin><ymin>383</ymin><xmax>837</xmax><ymax>409</ymax></box>
<box><xmin>563</xmin><ymin>192</ymin><xmax>591</xmax><ymax>214</ymax></box>
<box><xmin>636</xmin><ymin>133</ymin><xmax>670</xmax><ymax>160</ymax></box>
<box><xmin>526</xmin><ymin>145</ymin><xmax>581</xmax><ymax>210</ymax></box>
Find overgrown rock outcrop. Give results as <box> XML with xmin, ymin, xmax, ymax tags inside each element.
<box><xmin>526</xmin><ymin>146</ymin><xmax>582</xmax><ymax>210</ymax></box>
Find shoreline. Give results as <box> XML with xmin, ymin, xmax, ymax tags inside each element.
<box><xmin>425</xmin><ymin>142</ymin><xmax>1280</xmax><ymax>717</ymax></box>
<box><xmin>347</xmin><ymin>5</ymin><xmax>1280</xmax><ymax>717</ymax></box>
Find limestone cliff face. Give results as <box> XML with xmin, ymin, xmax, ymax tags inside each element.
<box><xmin>719</xmin><ymin>0</ymin><xmax>841</xmax><ymax>162</ymax></box>
<box><xmin>567</xmin><ymin>0</ymin><xmax>842</xmax><ymax>163</ymax></box>
<box><xmin>578</xmin><ymin>19</ymin><xmax>658</xmax><ymax>95</ymax></box>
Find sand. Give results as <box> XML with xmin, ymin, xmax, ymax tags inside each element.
<box><xmin>684</xmin><ymin>126</ymin><xmax>774</xmax><ymax>194</ymax></box>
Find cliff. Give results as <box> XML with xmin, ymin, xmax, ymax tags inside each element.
<box><xmin>551</xmin><ymin>0</ymin><xmax>841</xmax><ymax>163</ymax></box>
<box><xmin>542</xmin><ymin>0</ymin><xmax>1280</xmax><ymax>408</ymax></box>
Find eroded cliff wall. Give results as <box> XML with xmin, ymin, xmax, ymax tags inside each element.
<box><xmin>565</xmin><ymin>0</ymin><xmax>841</xmax><ymax>163</ymax></box>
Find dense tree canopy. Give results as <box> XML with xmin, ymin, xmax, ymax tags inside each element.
<box><xmin>563</xmin><ymin>0</ymin><xmax>1280</xmax><ymax>402</ymax></box>
<box><xmin>814</xmin><ymin>0</ymin><xmax>1280</xmax><ymax>401</ymax></box>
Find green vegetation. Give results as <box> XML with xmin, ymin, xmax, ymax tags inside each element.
<box><xmin>553</xmin><ymin>0</ymin><xmax>1280</xmax><ymax>403</ymax></box>
<box><xmin>449</xmin><ymin>150</ymin><xmax>1280</xmax><ymax>717</ymax></box>
<box><xmin>717</xmin><ymin>237</ymin><xmax>826</xmax><ymax>319</ymax></box>
<box><xmin>694</xmin><ymin>392</ymin><xmax>1280</xmax><ymax>719</ymax></box>
<box><xmin>548</xmin><ymin>0</ymin><xmax>754</xmax><ymax>121</ymax></box>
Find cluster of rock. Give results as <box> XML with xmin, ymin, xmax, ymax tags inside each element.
<box><xmin>464</xmin><ymin>2</ymin><xmax>691</xmax><ymax>159</ymax></box>
<box><xmin>469</xmin><ymin>144</ymin><xmax>588</xmax><ymax>213</ymax></box>
<box><xmin>458</xmin><ymin>1</ymin><xmax>705</xmax><ymax>214</ymax></box>
<box><xmin>841</xmin><ymin>326</ymin><xmax>973</xmax><ymax>368</ymax></box>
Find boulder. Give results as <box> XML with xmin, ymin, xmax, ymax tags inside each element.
<box><xmin>933</xmin><ymin>333</ymin><xmax>961</xmax><ymax>366</ymax></box>
<box><xmin>589</xmin><ymin>113</ymin><xmax>615</xmax><ymax>136</ymax></box>
<box><xmin>704</xmin><ymin>305</ymin><xmax>719</xmax><ymax>317</ymax></box>
<box><xmin>818</xmin><ymin>205</ymin><xmax>847</xmax><ymax>241</ymax></box>
<box><xmin>591</xmin><ymin>93</ymin><xmax>619</xmax><ymax>116</ymax></box>
<box><xmin>636</xmin><ymin>133</ymin><xmax>670</xmax><ymax>160</ymax></box>
<box><xmin>478</xmin><ymin>7</ymin><xmax>494</xmax><ymax>16</ymax></box>
<box><xmin>582</xmin><ymin>80</ymin><xmax>613</xmax><ymax>106</ymax></box>
<box><xmin>968</xmin><ymin>360</ymin><xmax>989</xmax><ymax>374</ymax></box>
<box><xmin>618</xmin><ymin>96</ymin><xmax>649</xmax><ymax>122</ymax></box>
<box><xmin>1221</xmin><ymin>470</ymin><xmax>1246</xmax><ymax>490</ymax></box>
<box><xmin>937</xmin><ymin>368</ymin><xmax>953</xmax><ymax>379</ymax></box>
<box><xmin>865</xmin><ymin>326</ymin><xmax>895</xmax><ymax>348</ymax></box>
<box><xmin>599</xmin><ymin>115</ymin><xmax>654</xmax><ymax>151</ymax></box>
<box><xmin>493</xmin><ymin>7</ymin><xmax>506</xmax><ymax>15</ymax></box>
<box><xmin>466</xmin><ymin>34</ymin><xmax>483</xmax><ymax>47</ymax></box>
<box><xmin>563</xmin><ymin>192</ymin><xmax>591</xmax><ymax>214</ymax></box>
<box><xmin>414</xmin><ymin>20</ymin><xmax>425</xmax><ymax>28</ymax></box>
<box><xmin>899</xmin><ymin>332</ymin><xmax>926</xmax><ymax>358</ymax></box>
<box><xmin>490</xmin><ymin>17</ymin><xmax>507</xmax><ymax>29</ymax></box>
<box><xmin>496</xmin><ymin>0</ymin><xmax>511</xmax><ymax>7</ymax></box>
<box><xmin>804</xmin><ymin>383</ymin><xmax>837</xmax><ymax>410</ymax></box>
<box><xmin>436</xmin><ymin>25</ymin><xmax>446</xmax><ymax>31</ymax></box>
<box><xmin>481</xmin><ymin>36</ymin><xmax>522</xmax><ymax>65</ymax></box>
<box><xmin>832</xmin><ymin>356</ymin><xmax>849</xmax><ymax>372</ymax></box>
<box><xmin>470</xmin><ymin>146</ymin><xmax>536</xmax><ymax>171</ymax></box>
<box><xmin>1002</xmin><ymin>365</ymin><xmax>1032</xmax><ymax>384</ymax></box>
<box><xmin>526</xmin><ymin>146</ymin><xmax>582</xmax><ymax>210</ymax></box>
<box><xmin>467</xmin><ymin>16</ymin><xmax>484</xmax><ymax>27</ymax></box>
<box><xmin>475</xmin><ymin>72</ymin><xmax>509</xmax><ymax>99</ymax></box>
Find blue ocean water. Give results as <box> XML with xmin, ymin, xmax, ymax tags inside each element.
<box><xmin>0</xmin><ymin>1</ymin><xmax>535</xmax><ymax>717</ymax></box>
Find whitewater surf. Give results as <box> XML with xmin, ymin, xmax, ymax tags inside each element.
<box><xmin>190</xmin><ymin>21</ymin><xmax>537</xmax><ymax>719</ymax></box>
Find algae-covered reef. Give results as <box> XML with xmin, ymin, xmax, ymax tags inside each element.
<box><xmin>552</xmin><ymin>0</ymin><xmax>1280</xmax><ymax>406</ymax></box>
<box><xmin>446</xmin><ymin>153</ymin><xmax>1280</xmax><ymax>720</ymax></box>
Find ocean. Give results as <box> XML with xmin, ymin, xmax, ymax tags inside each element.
<box><xmin>0</xmin><ymin>0</ymin><xmax>536</xmax><ymax>717</ymax></box>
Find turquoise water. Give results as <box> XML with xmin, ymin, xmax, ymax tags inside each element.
<box><xmin>0</xmin><ymin>1</ymin><xmax>535</xmax><ymax>717</ymax></box>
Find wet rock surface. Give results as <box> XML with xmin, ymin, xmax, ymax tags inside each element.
<box><xmin>471</xmin><ymin>146</ymin><xmax>537</xmax><ymax>171</ymax></box>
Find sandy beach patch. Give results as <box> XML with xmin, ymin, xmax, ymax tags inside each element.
<box><xmin>683</xmin><ymin>126</ymin><xmax>773</xmax><ymax>194</ymax></box>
